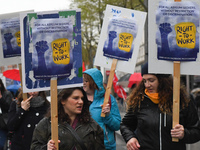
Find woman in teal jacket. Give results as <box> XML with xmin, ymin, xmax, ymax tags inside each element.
<box><xmin>83</xmin><ymin>68</ymin><xmax>121</xmax><ymax>150</ymax></box>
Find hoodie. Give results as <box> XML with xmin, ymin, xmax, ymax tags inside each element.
<box><xmin>84</xmin><ymin>68</ymin><xmax>121</xmax><ymax>150</ymax></box>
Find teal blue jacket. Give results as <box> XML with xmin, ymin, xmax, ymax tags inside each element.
<box><xmin>84</xmin><ymin>68</ymin><xmax>121</xmax><ymax>150</ymax></box>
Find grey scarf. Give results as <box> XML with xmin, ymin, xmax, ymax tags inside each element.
<box><xmin>30</xmin><ymin>96</ymin><xmax>45</xmax><ymax>108</ymax></box>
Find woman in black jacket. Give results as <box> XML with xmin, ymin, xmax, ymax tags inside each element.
<box><xmin>7</xmin><ymin>91</ymin><xmax>50</xmax><ymax>150</ymax></box>
<box><xmin>0</xmin><ymin>79</ymin><xmax>13</xmax><ymax>149</ymax></box>
<box><xmin>120</xmin><ymin>63</ymin><xmax>200</xmax><ymax>150</ymax></box>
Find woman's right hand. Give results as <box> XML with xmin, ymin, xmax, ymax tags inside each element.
<box><xmin>47</xmin><ymin>140</ymin><xmax>60</xmax><ymax>150</ymax></box>
<box><xmin>127</xmin><ymin>137</ymin><xmax>140</xmax><ymax>150</ymax></box>
<box><xmin>21</xmin><ymin>96</ymin><xmax>32</xmax><ymax>111</ymax></box>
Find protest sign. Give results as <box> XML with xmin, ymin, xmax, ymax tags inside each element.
<box><xmin>20</xmin><ymin>10</ymin><xmax>83</xmax><ymax>93</ymax></box>
<box><xmin>20</xmin><ymin>10</ymin><xmax>82</xmax><ymax>149</ymax></box>
<box><xmin>94</xmin><ymin>4</ymin><xmax>147</xmax><ymax>74</ymax></box>
<box><xmin>0</xmin><ymin>11</ymin><xmax>33</xmax><ymax>66</ymax></box>
<box><xmin>149</xmin><ymin>0</ymin><xmax>200</xmax><ymax>142</ymax></box>
<box><xmin>94</xmin><ymin>5</ymin><xmax>146</xmax><ymax>116</ymax></box>
<box><xmin>148</xmin><ymin>0</ymin><xmax>200</xmax><ymax>75</ymax></box>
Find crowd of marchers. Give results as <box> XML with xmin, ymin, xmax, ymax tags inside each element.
<box><xmin>0</xmin><ymin>63</ymin><xmax>200</xmax><ymax>150</ymax></box>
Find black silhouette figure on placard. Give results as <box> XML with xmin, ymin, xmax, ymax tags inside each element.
<box><xmin>4</xmin><ymin>33</ymin><xmax>13</xmax><ymax>52</ymax></box>
<box><xmin>108</xmin><ymin>31</ymin><xmax>117</xmax><ymax>51</ymax></box>
<box><xmin>159</xmin><ymin>23</ymin><xmax>172</xmax><ymax>56</ymax></box>
<box><xmin>35</xmin><ymin>41</ymin><xmax>49</xmax><ymax>72</ymax></box>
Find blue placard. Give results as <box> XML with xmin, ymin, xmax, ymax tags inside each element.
<box><xmin>21</xmin><ymin>10</ymin><xmax>83</xmax><ymax>92</ymax></box>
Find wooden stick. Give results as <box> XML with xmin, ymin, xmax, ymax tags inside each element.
<box><xmin>172</xmin><ymin>0</ymin><xmax>181</xmax><ymax>142</ymax></box>
<box><xmin>18</xmin><ymin>64</ymin><xmax>27</xmax><ymax>100</ymax></box>
<box><xmin>172</xmin><ymin>61</ymin><xmax>180</xmax><ymax>142</ymax></box>
<box><xmin>50</xmin><ymin>78</ymin><xmax>59</xmax><ymax>149</ymax></box>
<box><xmin>101</xmin><ymin>59</ymin><xmax>118</xmax><ymax>117</ymax></box>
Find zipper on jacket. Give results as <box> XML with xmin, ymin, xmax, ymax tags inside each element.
<box><xmin>104</xmin><ymin>125</ymin><xmax>110</xmax><ymax>143</ymax></box>
<box><xmin>164</xmin><ymin>112</ymin><xmax>167</xmax><ymax>127</ymax></box>
<box><xmin>145</xmin><ymin>95</ymin><xmax>163</xmax><ymax>150</ymax></box>
<box><xmin>159</xmin><ymin>113</ymin><xmax>162</xmax><ymax>150</ymax></box>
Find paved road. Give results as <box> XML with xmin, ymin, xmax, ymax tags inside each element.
<box><xmin>116</xmin><ymin>130</ymin><xmax>126</xmax><ymax>150</ymax></box>
<box><xmin>187</xmin><ymin>141</ymin><xmax>200</xmax><ymax>150</ymax></box>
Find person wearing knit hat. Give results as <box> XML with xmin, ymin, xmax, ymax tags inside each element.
<box><xmin>141</xmin><ymin>62</ymin><xmax>148</xmax><ymax>76</ymax></box>
<box><xmin>141</xmin><ymin>62</ymin><xmax>170</xmax><ymax>77</ymax></box>
<box><xmin>120</xmin><ymin>62</ymin><xmax>200</xmax><ymax>150</ymax></box>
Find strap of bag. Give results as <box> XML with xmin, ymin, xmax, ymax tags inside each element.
<box><xmin>65</xmin><ymin>123</ymin><xmax>87</xmax><ymax>150</ymax></box>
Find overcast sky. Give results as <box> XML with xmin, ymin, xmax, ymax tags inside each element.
<box><xmin>0</xmin><ymin>0</ymin><xmax>71</xmax><ymax>14</ymax></box>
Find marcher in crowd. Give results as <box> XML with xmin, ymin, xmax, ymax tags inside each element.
<box><xmin>83</xmin><ymin>68</ymin><xmax>121</xmax><ymax>150</ymax></box>
<box><xmin>120</xmin><ymin>62</ymin><xmax>200</xmax><ymax>150</ymax></box>
<box><xmin>191</xmin><ymin>88</ymin><xmax>200</xmax><ymax>117</ymax></box>
<box><xmin>0</xmin><ymin>79</ymin><xmax>13</xmax><ymax>150</ymax></box>
<box><xmin>7</xmin><ymin>91</ymin><xmax>50</xmax><ymax>150</ymax></box>
<box><xmin>30</xmin><ymin>87</ymin><xmax>105</xmax><ymax>150</ymax></box>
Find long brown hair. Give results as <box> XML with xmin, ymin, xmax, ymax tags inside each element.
<box><xmin>57</xmin><ymin>87</ymin><xmax>91</xmax><ymax>124</ymax></box>
<box><xmin>127</xmin><ymin>75</ymin><xmax>190</xmax><ymax>114</ymax></box>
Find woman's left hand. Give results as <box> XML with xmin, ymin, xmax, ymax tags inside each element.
<box><xmin>171</xmin><ymin>124</ymin><xmax>184</xmax><ymax>139</ymax></box>
<box><xmin>101</xmin><ymin>103</ymin><xmax>110</xmax><ymax>115</ymax></box>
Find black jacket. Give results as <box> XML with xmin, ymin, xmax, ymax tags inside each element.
<box><xmin>7</xmin><ymin>100</ymin><xmax>50</xmax><ymax>150</ymax></box>
<box><xmin>120</xmin><ymin>95</ymin><xmax>200</xmax><ymax>150</ymax></box>
<box><xmin>0</xmin><ymin>90</ymin><xmax>13</xmax><ymax>130</ymax></box>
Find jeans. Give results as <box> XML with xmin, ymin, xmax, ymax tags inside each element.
<box><xmin>0</xmin><ymin>130</ymin><xmax>7</xmax><ymax>150</ymax></box>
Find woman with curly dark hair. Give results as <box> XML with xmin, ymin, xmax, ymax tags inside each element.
<box><xmin>120</xmin><ymin>62</ymin><xmax>200</xmax><ymax>150</ymax></box>
<box><xmin>31</xmin><ymin>87</ymin><xmax>105</xmax><ymax>150</ymax></box>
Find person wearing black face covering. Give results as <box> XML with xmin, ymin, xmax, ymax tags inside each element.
<box><xmin>0</xmin><ymin>78</ymin><xmax>13</xmax><ymax>150</ymax></box>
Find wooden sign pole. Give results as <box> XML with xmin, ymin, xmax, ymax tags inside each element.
<box><xmin>50</xmin><ymin>78</ymin><xmax>59</xmax><ymax>149</ymax></box>
<box><xmin>101</xmin><ymin>59</ymin><xmax>118</xmax><ymax>117</ymax></box>
<box><xmin>18</xmin><ymin>64</ymin><xmax>27</xmax><ymax>100</ymax></box>
<box><xmin>172</xmin><ymin>0</ymin><xmax>181</xmax><ymax>142</ymax></box>
<box><xmin>172</xmin><ymin>61</ymin><xmax>180</xmax><ymax>142</ymax></box>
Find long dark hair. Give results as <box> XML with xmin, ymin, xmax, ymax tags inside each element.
<box><xmin>127</xmin><ymin>75</ymin><xmax>190</xmax><ymax>114</ymax></box>
<box><xmin>57</xmin><ymin>87</ymin><xmax>91</xmax><ymax>124</ymax></box>
<box><xmin>0</xmin><ymin>79</ymin><xmax>6</xmax><ymax>93</ymax></box>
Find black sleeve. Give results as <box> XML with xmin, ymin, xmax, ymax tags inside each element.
<box><xmin>182</xmin><ymin>101</ymin><xmax>200</xmax><ymax>143</ymax></box>
<box><xmin>30</xmin><ymin>118</ymin><xmax>50</xmax><ymax>150</ymax></box>
<box><xmin>7</xmin><ymin>101</ymin><xmax>27</xmax><ymax>131</ymax></box>
<box><xmin>120</xmin><ymin>108</ymin><xmax>138</xmax><ymax>143</ymax></box>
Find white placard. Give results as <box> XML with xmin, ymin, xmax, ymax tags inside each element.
<box><xmin>148</xmin><ymin>0</ymin><xmax>200</xmax><ymax>75</ymax></box>
<box><xmin>0</xmin><ymin>10</ymin><xmax>33</xmax><ymax>66</ymax></box>
<box><xmin>94</xmin><ymin>4</ymin><xmax>147</xmax><ymax>74</ymax></box>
